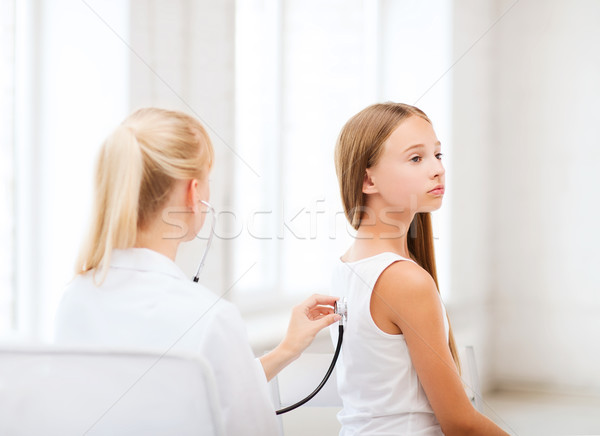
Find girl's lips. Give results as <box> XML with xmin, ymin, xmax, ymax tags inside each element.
<box><xmin>428</xmin><ymin>188</ymin><xmax>445</xmax><ymax>195</ymax></box>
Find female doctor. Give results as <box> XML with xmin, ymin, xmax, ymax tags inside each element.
<box><xmin>53</xmin><ymin>107</ymin><xmax>341</xmax><ymax>436</ymax></box>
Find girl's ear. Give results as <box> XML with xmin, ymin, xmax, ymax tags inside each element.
<box><xmin>362</xmin><ymin>169</ymin><xmax>378</xmax><ymax>194</ymax></box>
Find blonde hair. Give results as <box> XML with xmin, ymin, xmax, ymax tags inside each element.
<box><xmin>76</xmin><ymin>107</ymin><xmax>214</xmax><ymax>282</ymax></box>
<box><xmin>334</xmin><ymin>102</ymin><xmax>461</xmax><ymax>372</ymax></box>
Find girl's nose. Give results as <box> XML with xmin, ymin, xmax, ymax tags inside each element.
<box><xmin>432</xmin><ymin>158</ymin><xmax>445</xmax><ymax>178</ymax></box>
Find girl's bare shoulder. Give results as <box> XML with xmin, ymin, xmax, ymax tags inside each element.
<box><xmin>375</xmin><ymin>259</ymin><xmax>438</xmax><ymax>303</ymax></box>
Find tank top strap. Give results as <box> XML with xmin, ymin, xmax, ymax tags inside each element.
<box><xmin>340</xmin><ymin>252</ymin><xmax>418</xmax><ymax>292</ymax></box>
<box><xmin>384</xmin><ymin>252</ymin><xmax>418</xmax><ymax>265</ymax></box>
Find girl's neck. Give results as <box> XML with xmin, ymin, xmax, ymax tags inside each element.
<box><xmin>344</xmin><ymin>215</ymin><xmax>415</xmax><ymax>263</ymax></box>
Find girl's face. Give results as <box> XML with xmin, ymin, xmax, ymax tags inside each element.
<box><xmin>364</xmin><ymin>115</ymin><xmax>445</xmax><ymax>214</ymax></box>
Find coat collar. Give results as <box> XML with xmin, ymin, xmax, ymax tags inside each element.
<box><xmin>110</xmin><ymin>248</ymin><xmax>189</xmax><ymax>281</ymax></box>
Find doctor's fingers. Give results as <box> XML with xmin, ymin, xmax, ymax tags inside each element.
<box><xmin>306</xmin><ymin>306</ymin><xmax>335</xmax><ymax>321</ymax></box>
<box><xmin>311</xmin><ymin>312</ymin><xmax>341</xmax><ymax>331</ymax></box>
<box><xmin>300</xmin><ymin>294</ymin><xmax>339</xmax><ymax>312</ymax></box>
<box><xmin>308</xmin><ymin>306</ymin><xmax>335</xmax><ymax>315</ymax></box>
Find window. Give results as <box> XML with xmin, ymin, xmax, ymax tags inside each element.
<box><xmin>0</xmin><ymin>0</ymin><xmax>15</xmax><ymax>335</ymax></box>
<box><xmin>234</xmin><ymin>0</ymin><xmax>453</xmax><ymax>300</ymax></box>
<box><xmin>7</xmin><ymin>0</ymin><xmax>130</xmax><ymax>340</ymax></box>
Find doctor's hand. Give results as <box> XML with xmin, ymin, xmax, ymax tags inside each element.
<box><xmin>259</xmin><ymin>294</ymin><xmax>340</xmax><ymax>382</ymax></box>
<box><xmin>282</xmin><ymin>294</ymin><xmax>341</xmax><ymax>356</ymax></box>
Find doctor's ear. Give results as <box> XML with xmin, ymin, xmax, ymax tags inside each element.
<box><xmin>186</xmin><ymin>179</ymin><xmax>200</xmax><ymax>212</ymax></box>
<box><xmin>362</xmin><ymin>169</ymin><xmax>378</xmax><ymax>195</ymax></box>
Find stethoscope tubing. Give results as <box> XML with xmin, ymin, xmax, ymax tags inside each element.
<box><xmin>193</xmin><ymin>200</ymin><xmax>216</xmax><ymax>282</ymax></box>
<box><xmin>276</xmin><ymin>323</ymin><xmax>344</xmax><ymax>415</ymax></box>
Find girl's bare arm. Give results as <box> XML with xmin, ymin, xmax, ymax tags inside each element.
<box><xmin>371</xmin><ymin>262</ymin><xmax>509</xmax><ymax>436</ymax></box>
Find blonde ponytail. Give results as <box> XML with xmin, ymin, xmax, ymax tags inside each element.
<box><xmin>76</xmin><ymin>108</ymin><xmax>214</xmax><ymax>283</ymax></box>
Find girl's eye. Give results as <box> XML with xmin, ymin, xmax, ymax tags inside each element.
<box><xmin>411</xmin><ymin>153</ymin><xmax>443</xmax><ymax>163</ymax></box>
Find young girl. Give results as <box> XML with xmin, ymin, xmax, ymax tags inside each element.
<box><xmin>332</xmin><ymin>103</ymin><xmax>508</xmax><ymax>435</ymax></box>
<box><xmin>54</xmin><ymin>107</ymin><xmax>340</xmax><ymax>436</ymax></box>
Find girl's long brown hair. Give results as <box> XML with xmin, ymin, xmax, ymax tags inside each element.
<box><xmin>334</xmin><ymin>102</ymin><xmax>461</xmax><ymax>372</ymax></box>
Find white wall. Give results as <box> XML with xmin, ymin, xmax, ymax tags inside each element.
<box><xmin>448</xmin><ymin>0</ymin><xmax>498</xmax><ymax>390</ymax></box>
<box><xmin>450</xmin><ymin>0</ymin><xmax>600</xmax><ymax>395</ymax></box>
<box><xmin>490</xmin><ymin>0</ymin><xmax>600</xmax><ymax>393</ymax></box>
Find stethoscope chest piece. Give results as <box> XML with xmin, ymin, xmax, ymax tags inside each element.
<box><xmin>334</xmin><ymin>297</ymin><xmax>348</xmax><ymax>326</ymax></box>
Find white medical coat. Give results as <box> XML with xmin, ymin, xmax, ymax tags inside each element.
<box><xmin>54</xmin><ymin>248</ymin><xmax>280</xmax><ymax>436</ymax></box>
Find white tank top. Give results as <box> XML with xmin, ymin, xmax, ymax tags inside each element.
<box><xmin>330</xmin><ymin>252</ymin><xmax>449</xmax><ymax>436</ymax></box>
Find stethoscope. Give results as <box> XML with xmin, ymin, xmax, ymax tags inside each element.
<box><xmin>191</xmin><ymin>200</ymin><xmax>348</xmax><ymax>414</ymax></box>
<box><xmin>192</xmin><ymin>200</ymin><xmax>216</xmax><ymax>283</ymax></box>
<box><xmin>275</xmin><ymin>297</ymin><xmax>347</xmax><ymax>415</ymax></box>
